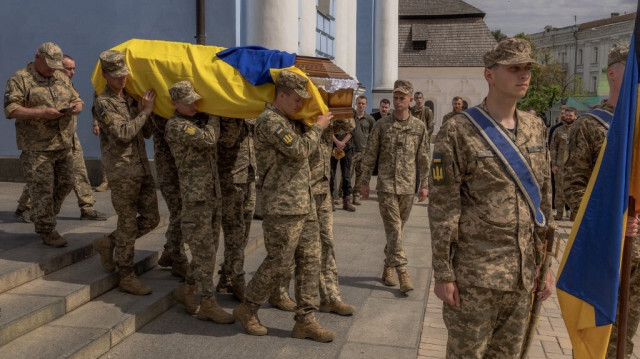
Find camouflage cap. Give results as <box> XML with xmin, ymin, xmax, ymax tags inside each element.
<box><xmin>608</xmin><ymin>45</ymin><xmax>629</xmax><ymax>67</ymax></box>
<box><xmin>99</xmin><ymin>50</ymin><xmax>130</xmax><ymax>77</ymax></box>
<box><xmin>483</xmin><ymin>38</ymin><xmax>537</xmax><ymax>68</ymax></box>
<box><xmin>169</xmin><ymin>81</ymin><xmax>202</xmax><ymax>104</ymax></box>
<box><xmin>277</xmin><ymin>70</ymin><xmax>310</xmax><ymax>98</ymax></box>
<box><xmin>38</xmin><ymin>42</ymin><xmax>64</xmax><ymax>70</ymax></box>
<box><xmin>393</xmin><ymin>79</ymin><xmax>413</xmax><ymax>94</ymax></box>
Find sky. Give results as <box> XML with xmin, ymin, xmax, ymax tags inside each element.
<box><xmin>464</xmin><ymin>0</ymin><xmax>637</xmax><ymax>36</ymax></box>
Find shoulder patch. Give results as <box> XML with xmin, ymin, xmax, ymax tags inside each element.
<box><xmin>100</xmin><ymin>110</ymin><xmax>111</xmax><ymax>125</ymax></box>
<box><xmin>181</xmin><ymin>124</ymin><xmax>196</xmax><ymax>135</ymax></box>
<box><xmin>274</xmin><ymin>125</ymin><xmax>295</xmax><ymax>146</ymax></box>
<box><xmin>431</xmin><ymin>153</ymin><xmax>446</xmax><ymax>185</ymax></box>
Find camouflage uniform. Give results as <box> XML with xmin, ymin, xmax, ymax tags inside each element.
<box><xmin>429</xmin><ymin>102</ymin><xmax>552</xmax><ymax>358</ymax></box>
<box><xmin>165</xmin><ymin>112</ymin><xmax>221</xmax><ymax>296</ymax></box>
<box><xmin>4</xmin><ymin>44</ymin><xmax>82</xmax><ymax>238</ymax></box>
<box><xmin>410</xmin><ymin>105</ymin><xmax>434</xmax><ymax>140</ymax></box>
<box><xmin>549</xmin><ymin>122</ymin><xmax>571</xmax><ymax>218</ymax></box>
<box><xmin>217</xmin><ymin>117</ymin><xmax>257</xmax><ymax>287</ymax></box>
<box><xmin>360</xmin><ymin>113</ymin><xmax>430</xmax><ymax>269</ymax></box>
<box><xmin>351</xmin><ymin>113</ymin><xmax>375</xmax><ymax>202</ymax></box>
<box><xmin>245</xmin><ymin>102</ymin><xmax>324</xmax><ymax>323</ymax></box>
<box><xmin>442</xmin><ymin>111</ymin><xmax>457</xmax><ymax>125</ymax></box>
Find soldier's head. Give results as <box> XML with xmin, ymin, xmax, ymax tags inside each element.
<box><xmin>379</xmin><ymin>99</ymin><xmax>391</xmax><ymax>117</ymax></box>
<box><xmin>169</xmin><ymin>81</ymin><xmax>202</xmax><ymax>117</ymax></box>
<box><xmin>62</xmin><ymin>55</ymin><xmax>75</xmax><ymax>79</ymax></box>
<box><xmin>392</xmin><ymin>79</ymin><xmax>413</xmax><ymax>116</ymax></box>
<box><xmin>355</xmin><ymin>95</ymin><xmax>368</xmax><ymax>115</ymax></box>
<box><xmin>560</xmin><ymin>105</ymin><xmax>567</xmax><ymax>121</ymax></box>
<box><xmin>452</xmin><ymin>96</ymin><xmax>464</xmax><ymax>113</ymax></box>
<box><xmin>483</xmin><ymin>38</ymin><xmax>537</xmax><ymax>100</ymax></box>
<box><xmin>564</xmin><ymin>107</ymin><xmax>577</xmax><ymax>124</ymax></box>
<box><xmin>100</xmin><ymin>50</ymin><xmax>130</xmax><ymax>94</ymax></box>
<box><xmin>607</xmin><ymin>45</ymin><xmax>629</xmax><ymax>93</ymax></box>
<box><xmin>527</xmin><ymin>108</ymin><xmax>537</xmax><ymax>116</ymax></box>
<box><xmin>34</xmin><ymin>42</ymin><xmax>64</xmax><ymax>77</ymax></box>
<box><xmin>414</xmin><ymin>92</ymin><xmax>424</xmax><ymax>109</ymax></box>
<box><xmin>274</xmin><ymin>70</ymin><xmax>310</xmax><ymax>117</ymax></box>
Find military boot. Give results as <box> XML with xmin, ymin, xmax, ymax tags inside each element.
<box><xmin>554</xmin><ymin>211</ymin><xmax>564</xmax><ymax>221</ymax></box>
<box><xmin>233</xmin><ymin>301</ymin><xmax>267</xmax><ymax>335</ymax></box>
<box><xmin>352</xmin><ymin>194</ymin><xmax>362</xmax><ymax>205</ymax></box>
<box><xmin>157</xmin><ymin>249</ymin><xmax>173</xmax><ymax>267</ymax></box>
<box><xmin>171</xmin><ymin>261</ymin><xmax>189</xmax><ymax>279</ymax></box>
<box><xmin>319</xmin><ymin>300</ymin><xmax>356</xmax><ymax>316</ymax></box>
<box><xmin>269</xmin><ymin>293</ymin><xmax>296</xmax><ymax>312</ymax></box>
<box><xmin>382</xmin><ymin>264</ymin><xmax>398</xmax><ymax>286</ymax></box>
<box><xmin>93</xmin><ymin>235</ymin><xmax>115</xmax><ymax>271</ymax></box>
<box><xmin>230</xmin><ymin>279</ymin><xmax>246</xmax><ymax>302</ymax></box>
<box><xmin>95</xmin><ymin>181</ymin><xmax>109</xmax><ymax>192</ymax></box>
<box><xmin>14</xmin><ymin>208</ymin><xmax>32</xmax><ymax>223</ymax></box>
<box><xmin>397</xmin><ymin>268</ymin><xmax>414</xmax><ymax>294</ymax></box>
<box><xmin>291</xmin><ymin>318</ymin><xmax>335</xmax><ymax>343</ymax></box>
<box><xmin>41</xmin><ymin>230</ymin><xmax>68</xmax><ymax>248</ymax></box>
<box><xmin>197</xmin><ymin>296</ymin><xmax>234</xmax><ymax>324</ymax></box>
<box><xmin>216</xmin><ymin>272</ymin><xmax>232</xmax><ymax>294</ymax></box>
<box><xmin>119</xmin><ymin>273</ymin><xmax>152</xmax><ymax>295</ymax></box>
<box><xmin>343</xmin><ymin>197</ymin><xmax>356</xmax><ymax>212</ymax></box>
<box><xmin>173</xmin><ymin>283</ymin><xmax>199</xmax><ymax>315</ymax></box>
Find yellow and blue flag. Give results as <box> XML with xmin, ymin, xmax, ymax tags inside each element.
<box><xmin>556</xmin><ymin>22</ymin><xmax>640</xmax><ymax>358</ymax></box>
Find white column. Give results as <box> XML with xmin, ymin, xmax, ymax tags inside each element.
<box><xmin>245</xmin><ymin>0</ymin><xmax>298</xmax><ymax>53</ymax></box>
<box><xmin>346</xmin><ymin>0</ymin><xmax>358</xmax><ymax>80</ymax></box>
<box><xmin>298</xmin><ymin>0</ymin><xmax>316</xmax><ymax>56</ymax></box>
<box><xmin>373</xmin><ymin>0</ymin><xmax>398</xmax><ymax>91</ymax></box>
<box><xmin>333</xmin><ymin>0</ymin><xmax>349</xmax><ymax>73</ymax></box>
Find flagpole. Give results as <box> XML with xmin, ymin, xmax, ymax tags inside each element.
<box><xmin>617</xmin><ymin>197</ymin><xmax>635</xmax><ymax>358</ymax></box>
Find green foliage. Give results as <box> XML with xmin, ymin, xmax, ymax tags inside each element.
<box><xmin>491</xmin><ymin>29</ymin><xmax>507</xmax><ymax>42</ymax></box>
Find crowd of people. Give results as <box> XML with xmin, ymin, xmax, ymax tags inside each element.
<box><xmin>4</xmin><ymin>37</ymin><xmax>640</xmax><ymax>357</ymax></box>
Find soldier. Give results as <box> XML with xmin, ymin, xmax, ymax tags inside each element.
<box><xmin>441</xmin><ymin>96</ymin><xmax>464</xmax><ymax>125</ymax></box>
<box><xmin>91</xmin><ymin>50</ymin><xmax>160</xmax><ymax>295</ymax></box>
<box><xmin>549</xmin><ymin>106</ymin><xmax>577</xmax><ymax>220</ymax></box>
<box><xmin>14</xmin><ymin>54</ymin><xmax>107</xmax><ymax>223</ymax></box>
<box><xmin>429</xmin><ymin>38</ymin><xmax>554</xmax><ymax>357</ymax></box>
<box><xmin>233</xmin><ymin>70</ymin><xmax>335</xmax><ymax>342</ymax></box>
<box><xmin>215</xmin><ymin>117</ymin><xmax>257</xmax><ymax>302</ymax></box>
<box><xmin>564</xmin><ymin>45</ymin><xmax>640</xmax><ymax>359</ymax></box>
<box><xmin>351</xmin><ymin>95</ymin><xmax>375</xmax><ymax>206</ymax></box>
<box><xmin>410</xmin><ymin>91</ymin><xmax>434</xmax><ymax>140</ymax></box>
<box><xmin>359</xmin><ymin>79</ymin><xmax>430</xmax><ymax>294</ymax></box>
<box><xmin>165</xmin><ymin>81</ymin><xmax>234</xmax><ymax>324</ymax></box>
<box><xmin>4</xmin><ymin>42</ymin><xmax>84</xmax><ymax>247</ymax></box>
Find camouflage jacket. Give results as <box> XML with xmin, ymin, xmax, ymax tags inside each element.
<box><xmin>428</xmin><ymin>104</ymin><xmax>552</xmax><ymax>292</ymax></box>
<box><xmin>217</xmin><ymin>117</ymin><xmax>256</xmax><ymax>184</ymax></box>
<box><xmin>442</xmin><ymin>111</ymin><xmax>457</xmax><ymax>125</ymax></box>
<box><xmin>352</xmin><ymin>113</ymin><xmax>375</xmax><ymax>152</ymax></box>
<box><xmin>255</xmin><ymin>103</ymin><xmax>323</xmax><ymax>216</ymax></box>
<box><xmin>564</xmin><ymin>102</ymin><xmax>614</xmax><ymax>212</ymax></box>
<box><xmin>93</xmin><ymin>88</ymin><xmax>153</xmax><ymax>181</ymax></box>
<box><xmin>410</xmin><ymin>105</ymin><xmax>434</xmax><ymax>140</ymax></box>
<box><xmin>549</xmin><ymin>123</ymin><xmax>572</xmax><ymax>168</ymax></box>
<box><xmin>309</xmin><ymin>117</ymin><xmax>355</xmax><ymax>195</ymax></box>
<box><xmin>4</xmin><ymin>63</ymin><xmax>83</xmax><ymax>151</ymax></box>
<box><xmin>360</xmin><ymin>113</ymin><xmax>431</xmax><ymax>194</ymax></box>
<box><xmin>165</xmin><ymin>112</ymin><xmax>221</xmax><ymax>203</ymax></box>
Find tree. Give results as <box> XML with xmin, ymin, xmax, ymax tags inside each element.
<box><xmin>492</xmin><ymin>29</ymin><xmax>507</xmax><ymax>42</ymax></box>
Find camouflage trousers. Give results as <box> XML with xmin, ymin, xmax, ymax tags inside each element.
<box><xmin>606</xmin><ymin>237</ymin><xmax>640</xmax><ymax>359</ymax></box>
<box><xmin>20</xmin><ymin>149</ymin><xmax>74</xmax><ymax>234</ymax></box>
<box><xmin>554</xmin><ymin>168</ymin><xmax>566</xmax><ymax>216</ymax></box>
<box><xmin>18</xmin><ymin>136</ymin><xmax>95</xmax><ymax>214</ymax></box>
<box><xmin>108</xmin><ymin>175</ymin><xmax>160</xmax><ymax>275</ymax></box>
<box><xmin>181</xmin><ymin>200</ymin><xmax>221</xmax><ymax>296</ymax></box>
<box><xmin>245</xmin><ymin>213</ymin><xmax>321</xmax><ymax>322</ymax></box>
<box><xmin>220</xmin><ymin>181</ymin><xmax>256</xmax><ymax>283</ymax></box>
<box><xmin>351</xmin><ymin>151</ymin><xmax>364</xmax><ymax>200</ymax></box>
<box><xmin>442</xmin><ymin>285</ymin><xmax>531</xmax><ymax>358</ymax></box>
<box><xmin>377</xmin><ymin>191</ymin><xmax>413</xmax><ymax>268</ymax></box>
<box><xmin>153</xmin><ymin>134</ymin><xmax>185</xmax><ymax>262</ymax></box>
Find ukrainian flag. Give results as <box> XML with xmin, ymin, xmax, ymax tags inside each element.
<box><xmin>556</xmin><ymin>23</ymin><xmax>640</xmax><ymax>358</ymax></box>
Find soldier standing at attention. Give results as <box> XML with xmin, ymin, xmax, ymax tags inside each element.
<box><xmin>91</xmin><ymin>50</ymin><xmax>160</xmax><ymax>295</ymax></box>
<box><xmin>4</xmin><ymin>42</ymin><xmax>84</xmax><ymax>247</ymax></box>
<box><xmin>233</xmin><ymin>70</ymin><xmax>334</xmax><ymax>342</ymax></box>
<box><xmin>359</xmin><ymin>79</ymin><xmax>431</xmax><ymax>294</ymax></box>
<box><xmin>351</xmin><ymin>95</ymin><xmax>375</xmax><ymax>206</ymax></box>
<box><xmin>549</xmin><ymin>106</ymin><xmax>577</xmax><ymax>220</ymax></box>
<box><xmin>410</xmin><ymin>91</ymin><xmax>434</xmax><ymax>140</ymax></box>
<box><xmin>441</xmin><ymin>96</ymin><xmax>464</xmax><ymax>125</ymax></box>
<box><xmin>165</xmin><ymin>81</ymin><xmax>234</xmax><ymax>324</ymax></box>
<box><xmin>429</xmin><ymin>38</ymin><xmax>554</xmax><ymax>357</ymax></box>
<box><xmin>215</xmin><ymin>117</ymin><xmax>257</xmax><ymax>302</ymax></box>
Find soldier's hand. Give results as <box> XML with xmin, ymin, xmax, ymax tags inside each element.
<box><xmin>361</xmin><ymin>184</ymin><xmax>370</xmax><ymax>199</ymax></box>
<box><xmin>536</xmin><ymin>270</ymin><xmax>554</xmax><ymax>302</ymax></box>
<box><xmin>626</xmin><ymin>215</ymin><xmax>639</xmax><ymax>237</ymax></box>
<box><xmin>40</xmin><ymin>107</ymin><xmax>63</xmax><ymax>120</ymax></box>
<box><xmin>141</xmin><ymin>89</ymin><xmax>157</xmax><ymax>115</ymax></box>
<box><xmin>316</xmin><ymin>112</ymin><xmax>333</xmax><ymax>129</ymax></box>
<box><xmin>551</xmin><ymin>166</ymin><xmax>558</xmax><ymax>174</ymax></box>
<box><xmin>434</xmin><ymin>281</ymin><xmax>460</xmax><ymax>307</ymax></box>
<box><xmin>69</xmin><ymin>102</ymin><xmax>83</xmax><ymax>115</ymax></box>
<box><xmin>93</xmin><ymin>125</ymin><xmax>100</xmax><ymax>136</ymax></box>
<box><xmin>336</xmin><ymin>141</ymin><xmax>346</xmax><ymax>151</ymax></box>
<box><xmin>417</xmin><ymin>188</ymin><xmax>428</xmax><ymax>202</ymax></box>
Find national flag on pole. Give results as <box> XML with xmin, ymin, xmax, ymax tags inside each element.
<box><xmin>556</xmin><ymin>15</ymin><xmax>640</xmax><ymax>358</ymax></box>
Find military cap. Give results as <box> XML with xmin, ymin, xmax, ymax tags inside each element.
<box><xmin>277</xmin><ymin>70</ymin><xmax>310</xmax><ymax>99</ymax></box>
<box><xmin>393</xmin><ymin>79</ymin><xmax>413</xmax><ymax>94</ymax></box>
<box><xmin>38</xmin><ymin>42</ymin><xmax>64</xmax><ymax>70</ymax></box>
<box><xmin>169</xmin><ymin>81</ymin><xmax>202</xmax><ymax>104</ymax></box>
<box><xmin>99</xmin><ymin>50</ymin><xmax>130</xmax><ymax>77</ymax></box>
<box><xmin>483</xmin><ymin>38</ymin><xmax>537</xmax><ymax>68</ymax></box>
<box><xmin>608</xmin><ymin>45</ymin><xmax>629</xmax><ymax>67</ymax></box>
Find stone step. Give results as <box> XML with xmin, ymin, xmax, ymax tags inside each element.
<box><xmin>0</xmin><ymin>228</ymin><xmax>168</xmax><ymax>347</ymax></box>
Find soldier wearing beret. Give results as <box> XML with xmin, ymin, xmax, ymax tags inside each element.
<box><xmin>4</xmin><ymin>42</ymin><xmax>84</xmax><ymax>247</ymax></box>
<box><xmin>91</xmin><ymin>50</ymin><xmax>159</xmax><ymax>295</ymax></box>
<box><xmin>359</xmin><ymin>79</ymin><xmax>431</xmax><ymax>295</ymax></box>
<box><xmin>428</xmin><ymin>38</ymin><xmax>554</xmax><ymax>357</ymax></box>
<box><xmin>233</xmin><ymin>70</ymin><xmax>335</xmax><ymax>342</ymax></box>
